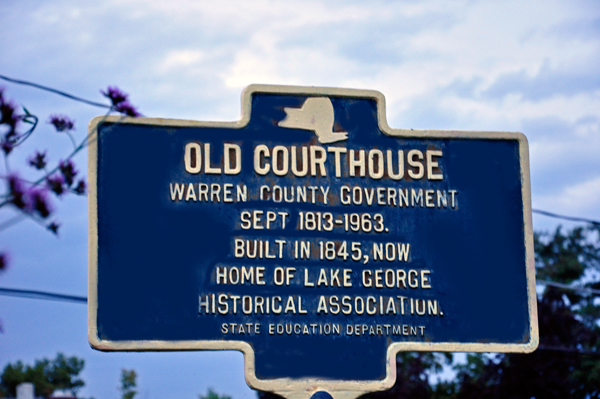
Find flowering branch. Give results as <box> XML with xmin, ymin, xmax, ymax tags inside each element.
<box><xmin>0</xmin><ymin>78</ymin><xmax>141</xmax><ymax>270</ymax></box>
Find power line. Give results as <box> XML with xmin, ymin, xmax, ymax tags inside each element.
<box><xmin>536</xmin><ymin>345</ymin><xmax>600</xmax><ymax>356</ymax></box>
<box><xmin>0</xmin><ymin>213</ymin><xmax>597</xmax><ymax>304</ymax></box>
<box><xmin>1</xmin><ymin>280</ymin><xmax>597</xmax><ymax>305</ymax></box>
<box><xmin>0</xmin><ymin>287</ymin><xmax>86</xmax><ymax>303</ymax></box>
<box><xmin>0</xmin><ymin>282</ymin><xmax>594</xmax><ymax>303</ymax></box>
<box><xmin>537</xmin><ymin>280</ymin><xmax>600</xmax><ymax>295</ymax></box>
<box><xmin>0</xmin><ymin>74</ymin><xmax>111</xmax><ymax>109</ymax></box>
<box><xmin>533</xmin><ymin>209</ymin><xmax>600</xmax><ymax>226</ymax></box>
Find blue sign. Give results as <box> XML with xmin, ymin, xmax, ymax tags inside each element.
<box><xmin>89</xmin><ymin>85</ymin><xmax>537</xmax><ymax>394</ymax></box>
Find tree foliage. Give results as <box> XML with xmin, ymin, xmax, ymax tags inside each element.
<box><xmin>0</xmin><ymin>353</ymin><xmax>85</xmax><ymax>397</ymax></box>
<box><xmin>256</xmin><ymin>225</ymin><xmax>600</xmax><ymax>399</ymax></box>
<box><xmin>120</xmin><ymin>369</ymin><xmax>137</xmax><ymax>399</ymax></box>
<box><xmin>199</xmin><ymin>388</ymin><xmax>232</xmax><ymax>399</ymax></box>
<box><xmin>449</xmin><ymin>225</ymin><xmax>600</xmax><ymax>399</ymax></box>
<box><xmin>357</xmin><ymin>353</ymin><xmax>453</xmax><ymax>399</ymax></box>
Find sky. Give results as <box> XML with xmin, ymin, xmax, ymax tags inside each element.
<box><xmin>1</xmin><ymin>0</ymin><xmax>599</xmax><ymax>398</ymax></box>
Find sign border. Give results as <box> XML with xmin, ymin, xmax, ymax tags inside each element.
<box><xmin>88</xmin><ymin>84</ymin><xmax>538</xmax><ymax>399</ymax></box>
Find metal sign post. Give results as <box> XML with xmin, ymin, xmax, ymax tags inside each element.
<box><xmin>89</xmin><ymin>85</ymin><xmax>538</xmax><ymax>399</ymax></box>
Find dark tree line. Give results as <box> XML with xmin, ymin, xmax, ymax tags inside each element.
<box><xmin>258</xmin><ymin>225</ymin><xmax>600</xmax><ymax>399</ymax></box>
<box><xmin>363</xmin><ymin>225</ymin><xmax>600</xmax><ymax>399</ymax></box>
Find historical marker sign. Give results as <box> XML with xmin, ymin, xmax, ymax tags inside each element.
<box><xmin>89</xmin><ymin>85</ymin><xmax>538</xmax><ymax>398</ymax></box>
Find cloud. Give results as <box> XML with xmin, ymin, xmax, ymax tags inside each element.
<box><xmin>482</xmin><ymin>61</ymin><xmax>600</xmax><ymax>101</ymax></box>
<box><xmin>547</xmin><ymin>13</ymin><xmax>600</xmax><ymax>40</ymax></box>
<box><xmin>157</xmin><ymin>50</ymin><xmax>205</xmax><ymax>73</ymax></box>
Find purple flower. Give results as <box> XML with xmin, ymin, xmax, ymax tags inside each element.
<box><xmin>47</xmin><ymin>220</ymin><xmax>60</xmax><ymax>235</ymax></box>
<box><xmin>7</xmin><ymin>174</ymin><xmax>27</xmax><ymax>209</ymax></box>
<box><xmin>1</xmin><ymin>139</ymin><xmax>14</xmax><ymax>155</ymax></box>
<box><xmin>48</xmin><ymin>114</ymin><xmax>75</xmax><ymax>132</ymax></box>
<box><xmin>59</xmin><ymin>159</ymin><xmax>78</xmax><ymax>186</ymax></box>
<box><xmin>101</xmin><ymin>86</ymin><xmax>128</xmax><ymax>106</ymax></box>
<box><xmin>0</xmin><ymin>251</ymin><xmax>9</xmax><ymax>271</ymax></box>
<box><xmin>6</xmin><ymin>175</ymin><xmax>53</xmax><ymax>217</ymax></box>
<box><xmin>29</xmin><ymin>188</ymin><xmax>52</xmax><ymax>218</ymax></box>
<box><xmin>115</xmin><ymin>101</ymin><xmax>141</xmax><ymax>117</ymax></box>
<box><xmin>101</xmin><ymin>86</ymin><xmax>141</xmax><ymax>116</ymax></box>
<box><xmin>28</xmin><ymin>150</ymin><xmax>47</xmax><ymax>170</ymax></box>
<box><xmin>46</xmin><ymin>174</ymin><xmax>66</xmax><ymax>196</ymax></box>
<box><xmin>0</xmin><ymin>89</ymin><xmax>19</xmax><ymax>134</ymax></box>
<box><xmin>73</xmin><ymin>179</ymin><xmax>86</xmax><ymax>195</ymax></box>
